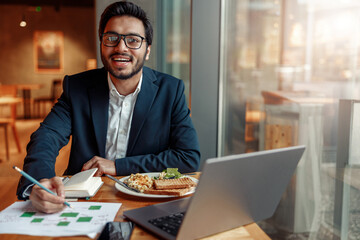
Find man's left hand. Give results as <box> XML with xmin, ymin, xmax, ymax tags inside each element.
<box><xmin>82</xmin><ymin>156</ymin><xmax>116</xmax><ymax>176</ymax></box>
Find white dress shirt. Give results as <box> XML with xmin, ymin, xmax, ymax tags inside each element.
<box><xmin>105</xmin><ymin>73</ymin><xmax>142</xmax><ymax>160</ymax></box>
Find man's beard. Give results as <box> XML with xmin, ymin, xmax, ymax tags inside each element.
<box><xmin>101</xmin><ymin>52</ymin><xmax>146</xmax><ymax>80</ymax></box>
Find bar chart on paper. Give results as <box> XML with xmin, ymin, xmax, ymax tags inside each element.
<box><xmin>0</xmin><ymin>201</ymin><xmax>121</xmax><ymax>238</ymax></box>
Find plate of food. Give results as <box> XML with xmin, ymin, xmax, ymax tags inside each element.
<box><xmin>114</xmin><ymin>169</ymin><xmax>198</xmax><ymax>198</ymax></box>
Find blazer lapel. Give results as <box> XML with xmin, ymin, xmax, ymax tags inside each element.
<box><xmin>127</xmin><ymin>69</ymin><xmax>158</xmax><ymax>155</ymax></box>
<box><xmin>88</xmin><ymin>71</ymin><xmax>109</xmax><ymax>157</ymax></box>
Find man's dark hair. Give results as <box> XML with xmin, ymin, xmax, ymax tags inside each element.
<box><xmin>99</xmin><ymin>1</ymin><xmax>153</xmax><ymax>45</ymax></box>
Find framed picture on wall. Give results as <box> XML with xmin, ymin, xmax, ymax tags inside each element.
<box><xmin>34</xmin><ymin>31</ymin><xmax>64</xmax><ymax>73</ymax></box>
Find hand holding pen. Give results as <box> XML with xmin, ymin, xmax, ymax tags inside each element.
<box><xmin>13</xmin><ymin>166</ymin><xmax>73</xmax><ymax>213</ymax></box>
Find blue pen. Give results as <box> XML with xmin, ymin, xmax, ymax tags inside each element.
<box><xmin>13</xmin><ymin>166</ymin><xmax>73</xmax><ymax>209</ymax></box>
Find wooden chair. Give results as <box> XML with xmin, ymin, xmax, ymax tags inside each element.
<box><xmin>33</xmin><ymin>79</ymin><xmax>62</xmax><ymax>118</ymax></box>
<box><xmin>0</xmin><ymin>85</ymin><xmax>21</xmax><ymax>161</ymax></box>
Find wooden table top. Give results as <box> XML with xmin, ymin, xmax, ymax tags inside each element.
<box><xmin>0</xmin><ymin>97</ymin><xmax>22</xmax><ymax>105</ymax></box>
<box><xmin>0</xmin><ymin>84</ymin><xmax>43</xmax><ymax>91</ymax></box>
<box><xmin>262</xmin><ymin>90</ymin><xmax>336</xmax><ymax>105</ymax></box>
<box><xmin>13</xmin><ymin>84</ymin><xmax>43</xmax><ymax>90</ymax></box>
<box><xmin>0</xmin><ymin>175</ymin><xmax>271</xmax><ymax>240</ymax></box>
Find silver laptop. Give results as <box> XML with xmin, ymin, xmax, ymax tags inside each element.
<box><xmin>124</xmin><ymin>145</ymin><xmax>305</xmax><ymax>240</ymax></box>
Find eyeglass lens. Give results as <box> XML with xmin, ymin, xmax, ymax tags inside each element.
<box><xmin>103</xmin><ymin>33</ymin><xmax>143</xmax><ymax>49</ymax></box>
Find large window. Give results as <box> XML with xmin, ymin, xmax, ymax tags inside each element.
<box><xmin>132</xmin><ymin>0</ymin><xmax>191</xmax><ymax>103</ymax></box>
<box><xmin>220</xmin><ymin>0</ymin><xmax>360</xmax><ymax>239</ymax></box>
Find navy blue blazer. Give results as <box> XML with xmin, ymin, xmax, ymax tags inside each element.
<box><xmin>17</xmin><ymin>67</ymin><xmax>200</xmax><ymax>199</ymax></box>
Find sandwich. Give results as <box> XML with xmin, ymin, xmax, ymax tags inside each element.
<box><xmin>154</xmin><ymin>177</ymin><xmax>197</xmax><ymax>190</ymax></box>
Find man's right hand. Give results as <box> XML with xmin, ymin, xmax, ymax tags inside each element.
<box><xmin>29</xmin><ymin>177</ymin><xmax>66</xmax><ymax>213</ymax></box>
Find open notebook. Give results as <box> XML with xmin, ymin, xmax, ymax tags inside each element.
<box><xmin>63</xmin><ymin>168</ymin><xmax>103</xmax><ymax>198</ymax></box>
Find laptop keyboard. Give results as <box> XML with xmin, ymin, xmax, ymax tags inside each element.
<box><xmin>148</xmin><ymin>212</ymin><xmax>186</xmax><ymax>237</ymax></box>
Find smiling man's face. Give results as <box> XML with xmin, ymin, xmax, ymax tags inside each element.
<box><xmin>100</xmin><ymin>15</ymin><xmax>151</xmax><ymax>81</ymax></box>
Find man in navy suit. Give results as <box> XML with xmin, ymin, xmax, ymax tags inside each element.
<box><xmin>17</xmin><ymin>1</ymin><xmax>200</xmax><ymax>213</ymax></box>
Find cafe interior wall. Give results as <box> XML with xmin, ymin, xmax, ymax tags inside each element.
<box><xmin>0</xmin><ymin>3</ymin><xmax>96</xmax><ymax>99</ymax></box>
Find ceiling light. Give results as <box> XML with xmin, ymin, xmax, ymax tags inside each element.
<box><xmin>20</xmin><ymin>14</ymin><xmax>26</xmax><ymax>27</ymax></box>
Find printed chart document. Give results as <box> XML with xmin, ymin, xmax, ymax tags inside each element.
<box><xmin>0</xmin><ymin>201</ymin><xmax>121</xmax><ymax>238</ymax></box>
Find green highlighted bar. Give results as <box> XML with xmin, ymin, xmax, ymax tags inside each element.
<box><xmin>77</xmin><ymin>217</ymin><xmax>92</xmax><ymax>222</ymax></box>
<box><xmin>60</xmin><ymin>212</ymin><xmax>79</xmax><ymax>217</ymax></box>
<box><xmin>89</xmin><ymin>205</ymin><xmax>101</xmax><ymax>210</ymax></box>
<box><xmin>57</xmin><ymin>221</ymin><xmax>70</xmax><ymax>226</ymax></box>
<box><xmin>31</xmin><ymin>218</ymin><xmax>44</xmax><ymax>223</ymax></box>
<box><xmin>21</xmin><ymin>212</ymin><xmax>36</xmax><ymax>217</ymax></box>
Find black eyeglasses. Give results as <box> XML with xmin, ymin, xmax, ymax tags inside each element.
<box><xmin>102</xmin><ymin>33</ymin><xmax>146</xmax><ymax>49</ymax></box>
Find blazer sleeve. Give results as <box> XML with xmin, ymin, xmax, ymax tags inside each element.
<box><xmin>16</xmin><ymin>77</ymin><xmax>72</xmax><ymax>200</ymax></box>
<box><xmin>115</xmin><ymin>79</ymin><xmax>200</xmax><ymax>175</ymax></box>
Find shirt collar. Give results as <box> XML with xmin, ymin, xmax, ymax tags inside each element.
<box><xmin>107</xmin><ymin>73</ymin><xmax>142</xmax><ymax>97</ymax></box>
